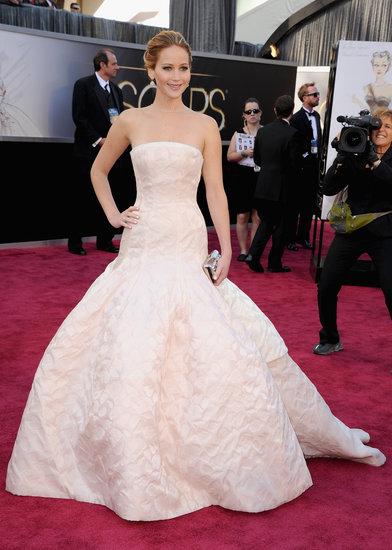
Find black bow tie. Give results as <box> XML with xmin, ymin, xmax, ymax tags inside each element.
<box><xmin>307</xmin><ymin>111</ymin><xmax>315</xmax><ymax>116</ymax></box>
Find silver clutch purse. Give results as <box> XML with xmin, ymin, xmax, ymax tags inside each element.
<box><xmin>203</xmin><ymin>249</ymin><xmax>221</xmax><ymax>280</ymax></box>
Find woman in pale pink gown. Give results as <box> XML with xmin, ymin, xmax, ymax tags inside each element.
<box><xmin>6</xmin><ymin>30</ymin><xmax>385</xmax><ymax>522</ymax></box>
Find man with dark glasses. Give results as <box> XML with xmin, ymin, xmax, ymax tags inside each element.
<box><xmin>286</xmin><ymin>82</ymin><xmax>322</xmax><ymax>251</ymax></box>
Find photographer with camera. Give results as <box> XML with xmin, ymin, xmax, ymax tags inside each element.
<box><xmin>313</xmin><ymin>109</ymin><xmax>392</xmax><ymax>355</ymax></box>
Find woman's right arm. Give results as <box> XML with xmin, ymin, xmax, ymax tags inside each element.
<box><xmin>323</xmin><ymin>156</ymin><xmax>354</xmax><ymax>195</ymax></box>
<box><xmin>90</xmin><ymin>112</ymin><xmax>138</xmax><ymax>229</ymax></box>
<box><xmin>227</xmin><ymin>132</ymin><xmax>241</xmax><ymax>162</ymax></box>
<box><xmin>227</xmin><ymin>132</ymin><xmax>253</xmax><ymax>162</ymax></box>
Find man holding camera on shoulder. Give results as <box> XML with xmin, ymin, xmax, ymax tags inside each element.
<box><xmin>313</xmin><ymin>109</ymin><xmax>392</xmax><ymax>355</ymax></box>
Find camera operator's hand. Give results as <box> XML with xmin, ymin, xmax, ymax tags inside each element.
<box><xmin>366</xmin><ymin>141</ymin><xmax>379</xmax><ymax>164</ymax></box>
<box><xmin>362</xmin><ymin>142</ymin><xmax>381</xmax><ymax>169</ymax></box>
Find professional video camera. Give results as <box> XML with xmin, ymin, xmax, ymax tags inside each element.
<box><xmin>331</xmin><ymin>110</ymin><xmax>381</xmax><ymax>162</ymax></box>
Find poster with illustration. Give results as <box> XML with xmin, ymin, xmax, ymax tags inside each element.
<box><xmin>321</xmin><ymin>40</ymin><xmax>392</xmax><ymax>218</ymax></box>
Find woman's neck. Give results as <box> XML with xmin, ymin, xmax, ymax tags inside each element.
<box><xmin>376</xmin><ymin>145</ymin><xmax>389</xmax><ymax>156</ymax></box>
<box><xmin>150</xmin><ymin>95</ymin><xmax>188</xmax><ymax>113</ymax></box>
<box><xmin>244</xmin><ymin>122</ymin><xmax>260</xmax><ymax>135</ymax></box>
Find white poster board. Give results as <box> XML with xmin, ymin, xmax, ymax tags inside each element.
<box><xmin>235</xmin><ymin>132</ymin><xmax>255</xmax><ymax>167</ymax></box>
<box><xmin>0</xmin><ymin>28</ymin><xmax>97</xmax><ymax>140</ymax></box>
<box><xmin>321</xmin><ymin>40</ymin><xmax>392</xmax><ymax>218</ymax></box>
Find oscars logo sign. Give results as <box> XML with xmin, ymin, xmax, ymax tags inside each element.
<box><xmin>119</xmin><ymin>79</ymin><xmax>226</xmax><ymax>130</ymax></box>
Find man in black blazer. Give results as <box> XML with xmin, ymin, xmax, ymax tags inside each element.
<box><xmin>68</xmin><ymin>48</ymin><xmax>126</xmax><ymax>255</ymax></box>
<box><xmin>245</xmin><ymin>95</ymin><xmax>301</xmax><ymax>273</ymax></box>
<box><xmin>286</xmin><ymin>82</ymin><xmax>322</xmax><ymax>250</ymax></box>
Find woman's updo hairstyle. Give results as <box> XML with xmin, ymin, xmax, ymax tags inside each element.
<box><xmin>144</xmin><ymin>30</ymin><xmax>192</xmax><ymax>71</ymax></box>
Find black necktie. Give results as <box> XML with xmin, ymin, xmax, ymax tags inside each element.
<box><xmin>104</xmin><ymin>84</ymin><xmax>110</xmax><ymax>98</ymax></box>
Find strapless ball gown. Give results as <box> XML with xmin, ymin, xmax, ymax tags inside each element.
<box><xmin>6</xmin><ymin>142</ymin><xmax>385</xmax><ymax>521</ymax></box>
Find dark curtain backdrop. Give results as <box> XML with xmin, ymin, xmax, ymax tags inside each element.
<box><xmin>233</xmin><ymin>41</ymin><xmax>262</xmax><ymax>57</ymax></box>
<box><xmin>0</xmin><ymin>3</ymin><xmax>162</xmax><ymax>44</ymax></box>
<box><xmin>169</xmin><ymin>0</ymin><xmax>236</xmax><ymax>54</ymax></box>
<box><xmin>278</xmin><ymin>0</ymin><xmax>392</xmax><ymax>66</ymax></box>
<box><xmin>1</xmin><ymin>2</ymin><xmax>247</xmax><ymax>57</ymax></box>
<box><xmin>3</xmin><ymin>0</ymin><xmax>392</xmax><ymax>65</ymax></box>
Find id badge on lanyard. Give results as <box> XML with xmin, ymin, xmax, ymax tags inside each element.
<box><xmin>108</xmin><ymin>107</ymin><xmax>119</xmax><ymax>124</ymax></box>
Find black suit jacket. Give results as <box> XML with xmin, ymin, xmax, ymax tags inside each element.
<box><xmin>290</xmin><ymin>107</ymin><xmax>322</xmax><ymax>160</ymax></box>
<box><xmin>72</xmin><ymin>74</ymin><xmax>124</xmax><ymax>159</ymax></box>
<box><xmin>253</xmin><ymin>119</ymin><xmax>301</xmax><ymax>203</ymax></box>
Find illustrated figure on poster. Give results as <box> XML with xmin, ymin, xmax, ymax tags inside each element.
<box><xmin>0</xmin><ymin>60</ymin><xmax>42</xmax><ymax>137</ymax></box>
<box><xmin>353</xmin><ymin>51</ymin><xmax>392</xmax><ymax>115</ymax></box>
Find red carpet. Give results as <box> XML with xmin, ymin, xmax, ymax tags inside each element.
<box><xmin>1</xmin><ymin>229</ymin><xmax>391</xmax><ymax>549</ymax></box>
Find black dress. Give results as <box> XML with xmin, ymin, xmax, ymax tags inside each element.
<box><xmin>229</xmin><ymin>128</ymin><xmax>258</xmax><ymax>214</ymax></box>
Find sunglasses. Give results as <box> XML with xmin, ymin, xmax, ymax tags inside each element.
<box><xmin>305</xmin><ymin>92</ymin><xmax>320</xmax><ymax>98</ymax></box>
<box><xmin>244</xmin><ymin>108</ymin><xmax>261</xmax><ymax>115</ymax></box>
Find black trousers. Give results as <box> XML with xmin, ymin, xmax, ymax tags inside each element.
<box><xmin>68</xmin><ymin>156</ymin><xmax>114</xmax><ymax>248</ymax></box>
<box><xmin>248</xmin><ymin>199</ymin><xmax>287</xmax><ymax>269</ymax></box>
<box><xmin>317</xmin><ymin>228</ymin><xmax>392</xmax><ymax>344</ymax></box>
<box><xmin>68</xmin><ymin>155</ymin><xmax>133</xmax><ymax>249</ymax></box>
<box><xmin>286</xmin><ymin>156</ymin><xmax>319</xmax><ymax>244</ymax></box>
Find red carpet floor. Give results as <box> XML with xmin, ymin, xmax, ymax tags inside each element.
<box><xmin>1</xmin><ymin>229</ymin><xmax>391</xmax><ymax>549</ymax></box>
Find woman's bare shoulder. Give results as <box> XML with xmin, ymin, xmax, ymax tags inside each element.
<box><xmin>119</xmin><ymin>107</ymin><xmax>146</xmax><ymax>121</ymax></box>
<box><xmin>187</xmin><ymin>112</ymin><xmax>220</xmax><ymax>141</ymax></box>
<box><xmin>188</xmin><ymin>110</ymin><xmax>218</xmax><ymax>126</ymax></box>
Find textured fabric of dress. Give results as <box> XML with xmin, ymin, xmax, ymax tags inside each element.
<box><xmin>6</xmin><ymin>142</ymin><xmax>384</xmax><ymax>521</ymax></box>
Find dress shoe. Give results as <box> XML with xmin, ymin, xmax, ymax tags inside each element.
<box><xmin>297</xmin><ymin>239</ymin><xmax>312</xmax><ymax>250</ymax></box>
<box><xmin>313</xmin><ymin>341</ymin><xmax>343</xmax><ymax>355</ymax></box>
<box><xmin>237</xmin><ymin>253</ymin><xmax>248</xmax><ymax>262</ymax></box>
<box><xmin>244</xmin><ymin>255</ymin><xmax>264</xmax><ymax>273</ymax></box>
<box><xmin>286</xmin><ymin>243</ymin><xmax>299</xmax><ymax>252</ymax></box>
<box><xmin>68</xmin><ymin>246</ymin><xmax>87</xmax><ymax>256</ymax></box>
<box><xmin>96</xmin><ymin>243</ymin><xmax>119</xmax><ymax>253</ymax></box>
<box><xmin>267</xmin><ymin>266</ymin><xmax>291</xmax><ymax>273</ymax></box>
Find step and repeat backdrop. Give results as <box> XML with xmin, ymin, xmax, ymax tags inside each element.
<box><xmin>0</xmin><ymin>24</ymin><xmax>297</xmax><ymax>243</ymax></box>
<box><xmin>0</xmin><ymin>25</ymin><xmax>297</xmax><ymax>142</ymax></box>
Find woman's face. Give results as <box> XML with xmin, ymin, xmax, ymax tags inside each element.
<box><xmin>372</xmin><ymin>56</ymin><xmax>390</xmax><ymax>78</ymax></box>
<box><xmin>148</xmin><ymin>45</ymin><xmax>191</xmax><ymax>99</ymax></box>
<box><xmin>243</xmin><ymin>102</ymin><xmax>261</xmax><ymax>125</ymax></box>
<box><xmin>372</xmin><ymin>115</ymin><xmax>392</xmax><ymax>149</ymax></box>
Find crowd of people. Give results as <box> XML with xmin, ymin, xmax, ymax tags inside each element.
<box><xmin>228</xmin><ymin>83</ymin><xmax>321</xmax><ymax>272</ymax></box>
<box><xmin>5</xmin><ymin>30</ymin><xmax>389</xmax><ymax>525</ymax></box>
<box><xmin>0</xmin><ymin>0</ymin><xmax>80</xmax><ymax>11</ymax></box>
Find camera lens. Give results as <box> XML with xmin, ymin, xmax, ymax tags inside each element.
<box><xmin>340</xmin><ymin>127</ymin><xmax>367</xmax><ymax>153</ymax></box>
<box><xmin>346</xmin><ymin>130</ymin><xmax>362</xmax><ymax>148</ymax></box>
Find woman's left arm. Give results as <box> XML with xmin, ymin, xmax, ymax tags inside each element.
<box><xmin>202</xmin><ymin>117</ymin><xmax>232</xmax><ymax>285</ymax></box>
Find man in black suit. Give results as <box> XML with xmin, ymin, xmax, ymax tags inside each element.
<box><xmin>68</xmin><ymin>48</ymin><xmax>125</xmax><ymax>255</ymax></box>
<box><xmin>286</xmin><ymin>82</ymin><xmax>322</xmax><ymax>251</ymax></box>
<box><xmin>245</xmin><ymin>95</ymin><xmax>301</xmax><ymax>273</ymax></box>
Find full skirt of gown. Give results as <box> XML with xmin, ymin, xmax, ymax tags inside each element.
<box><xmin>6</xmin><ymin>142</ymin><xmax>385</xmax><ymax>521</ymax></box>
